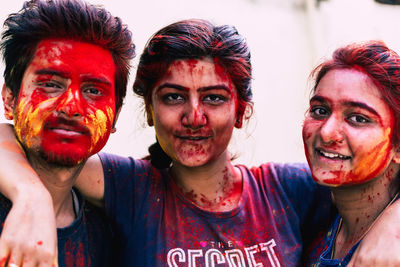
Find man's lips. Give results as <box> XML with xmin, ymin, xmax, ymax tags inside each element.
<box><xmin>45</xmin><ymin>120</ymin><xmax>90</xmax><ymax>137</ymax></box>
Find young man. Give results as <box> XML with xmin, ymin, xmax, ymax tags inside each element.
<box><xmin>0</xmin><ymin>0</ymin><xmax>134</xmax><ymax>266</ymax></box>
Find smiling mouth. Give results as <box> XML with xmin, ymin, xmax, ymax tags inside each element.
<box><xmin>317</xmin><ymin>149</ymin><xmax>351</xmax><ymax>160</ymax></box>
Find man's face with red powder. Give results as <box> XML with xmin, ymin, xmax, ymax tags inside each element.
<box><xmin>4</xmin><ymin>39</ymin><xmax>116</xmax><ymax>166</ymax></box>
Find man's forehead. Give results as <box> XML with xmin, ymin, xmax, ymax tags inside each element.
<box><xmin>29</xmin><ymin>38</ymin><xmax>116</xmax><ymax>82</ymax></box>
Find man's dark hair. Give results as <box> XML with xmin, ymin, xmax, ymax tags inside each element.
<box><xmin>1</xmin><ymin>0</ymin><xmax>135</xmax><ymax>111</ymax></box>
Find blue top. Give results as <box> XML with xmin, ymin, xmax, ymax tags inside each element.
<box><xmin>0</xmin><ymin>189</ymin><xmax>112</xmax><ymax>267</ymax></box>
<box><xmin>307</xmin><ymin>193</ymin><xmax>400</xmax><ymax>267</ymax></box>
<box><xmin>307</xmin><ymin>216</ymin><xmax>357</xmax><ymax>267</ymax></box>
<box><xmin>100</xmin><ymin>152</ymin><xmax>331</xmax><ymax>266</ymax></box>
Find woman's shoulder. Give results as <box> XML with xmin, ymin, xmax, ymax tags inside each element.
<box><xmin>238</xmin><ymin>162</ymin><xmax>311</xmax><ymax>182</ymax></box>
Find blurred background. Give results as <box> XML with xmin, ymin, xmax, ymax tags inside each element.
<box><xmin>1</xmin><ymin>0</ymin><xmax>400</xmax><ymax>166</ymax></box>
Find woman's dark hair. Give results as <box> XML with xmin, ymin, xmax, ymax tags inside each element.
<box><xmin>133</xmin><ymin>19</ymin><xmax>252</xmax><ymax>168</ymax></box>
<box><xmin>311</xmin><ymin>40</ymin><xmax>400</xmax><ymax>145</ymax></box>
<box><xmin>1</xmin><ymin>0</ymin><xmax>135</xmax><ymax>111</ymax></box>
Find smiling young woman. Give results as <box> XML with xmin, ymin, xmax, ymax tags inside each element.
<box><xmin>304</xmin><ymin>40</ymin><xmax>400</xmax><ymax>266</ymax></box>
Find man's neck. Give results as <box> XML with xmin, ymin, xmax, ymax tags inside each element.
<box><xmin>26</xmin><ymin>152</ymin><xmax>85</xmax><ymax>228</ymax></box>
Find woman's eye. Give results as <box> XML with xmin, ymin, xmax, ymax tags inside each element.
<box><xmin>162</xmin><ymin>93</ymin><xmax>184</xmax><ymax>104</ymax></box>
<box><xmin>310</xmin><ymin>106</ymin><xmax>329</xmax><ymax>118</ymax></box>
<box><xmin>348</xmin><ymin>114</ymin><xmax>370</xmax><ymax>124</ymax></box>
<box><xmin>203</xmin><ymin>94</ymin><xmax>226</xmax><ymax>104</ymax></box>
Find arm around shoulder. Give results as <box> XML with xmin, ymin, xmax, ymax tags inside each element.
<box><xmin>75</xmin><ymin>153</ymin><xmax>105</xmax><ymax>207</ymax></box>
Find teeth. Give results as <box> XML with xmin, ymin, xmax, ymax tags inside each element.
<box><xmin>319</xmin><ymin>150</ymin><xmax>349</xmax><ymax>159</ymax></box>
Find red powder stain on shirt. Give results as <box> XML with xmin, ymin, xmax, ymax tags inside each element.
<box><xmin>37</xmin><ymin>240</ymin><xmax>43</xmax><ymax>246</ymax></box>
<box><xmin>76</xmin><ymin>242</ymin><xmax>86</xmax><ymax>267</ymax></box>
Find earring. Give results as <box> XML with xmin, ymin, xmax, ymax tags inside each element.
<box><xmin>235</xmin><ymin>118</ymin><xmax>242</xmax><ymax>128</ymax></box>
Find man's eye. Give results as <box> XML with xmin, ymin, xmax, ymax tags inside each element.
<box><xmin>83</xmin><ymin>87</ymin><xmax>103</xmax><ymax>96</ymax></box>
<box><xmin>38</xmin><ymin>81</ymin><xmax>62</xmax><ymax>89</ymax></box>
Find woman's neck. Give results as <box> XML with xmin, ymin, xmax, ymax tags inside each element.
<box><xmin>170</xmin><ymin>151</ymin><xmax>242</xmax><ymax>212</ymax></box>
<box><xmin>332</xmin><ymin>163</ymin><xmax>400</xmax><ymax>259</ymax></box>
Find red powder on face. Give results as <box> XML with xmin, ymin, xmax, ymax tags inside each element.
<box><xmin>186</xmin><ymin>59</ymin><xmax>199</xmax><ymax>73</ymax></box>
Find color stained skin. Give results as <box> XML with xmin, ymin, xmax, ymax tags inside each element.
<box><xmin>5</xmin><ymin>38</ymin><xmax>116</xmax><ymax>166</ymax></box>
<box><xmin>302</xmin><ymin>68</ymin><xmax>397</xmax><ymax>186</ymax></box>
<box><xmin>151</xmin><ymin>58</ymin><xmax>238</xmax><ymax>168</ymax></box>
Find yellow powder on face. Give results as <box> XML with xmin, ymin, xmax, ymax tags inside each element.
<box><xmin>14</xmin><ymin>98</ymin><xmax>54</xmax><ymax>148</ymax></box>
<box><xmin>84</xmin><ymin>106</ymin><xmax>114</xmax><ymax>151</ymax></box>
<box><xmin>351</xmin><ymin>127</ymin><xmax>392</xmax><ymax>182</ymax></box>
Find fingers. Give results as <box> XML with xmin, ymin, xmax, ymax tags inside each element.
<box><xmin>0</xmin><ymin>243</ymin><xmax>10</xmax><ymax>267</ymax></box>
<box><xmin>7</xmin><ymin>249</ymin><xmax>22</xmax><ymax>267</ymax></box>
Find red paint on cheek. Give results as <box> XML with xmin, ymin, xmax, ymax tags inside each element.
<box><xmin>27</xmin><ymin>89</ymin><xmax>50</xmax><ymax>108</ymax></box>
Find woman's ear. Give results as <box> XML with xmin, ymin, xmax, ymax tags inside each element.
<box><xmin>147</xmin><ymin>105</ymin><xmax>154</xmax><ymax>126</ymax></box>
<box><xmin>2</xmin><ymin>84</ymin><xmax>15</xmax><ymax>120</ymax></box>
<box><xmin>392</xmin><ymin>146</ymin><xmax>400</xmax><ymax>164</ymax></box>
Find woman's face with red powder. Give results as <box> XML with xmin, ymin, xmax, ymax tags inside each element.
<box><xmin>150</xmin><ymin>58</ymin><xmax>238</xmax><ymax>167</ymax></box>
<box><xmin>302</xmin><ymin>68</ymin><xmax>400</xmax><ymax>186</ymax></box>
<box><xmin>8</xmin><ymin>39</ymin><xmax>116</xmax><ymax>166</ymax></box>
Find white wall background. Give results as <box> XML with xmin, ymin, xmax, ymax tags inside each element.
<box><xmin>0</xmin><ymin>0</ymin><xmax>399</xmax><ymax>166</ymax></box>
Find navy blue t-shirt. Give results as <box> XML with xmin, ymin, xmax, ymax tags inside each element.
<box><xmin>0</xmin><ymin>190</ymin><xmax>112</xmax><ymax>267</ymax></box>
<box><xmin>306</xmin><ymin>193</ymin><xmax>400</xmax><ymax>267</ymax></box>
<box><xmin>101</xmin><ymin>152</ymin><xmax>331</xmax><ymax>266</ymax></box>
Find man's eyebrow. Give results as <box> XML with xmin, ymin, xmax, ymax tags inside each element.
<box><xmin>35</xmin><ymin>69</ymin><xmax>112</xmax><ymax>86</ymax></box>
<box><xmin>35</xmin><ymin>69</ymin><xmax>68</xmax><ymax>78</ymax></box>
<box><xmin>310</xmin><ymin>95</ymin><xmax>379</xmax><ymax>117</ymax></box>
<box><xmin>81</xmin><ymin>74</ymin><xmax>113</xmax><ymax>86</ymax></box>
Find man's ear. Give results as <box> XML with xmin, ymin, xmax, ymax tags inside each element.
<box><xmin>111</xmin><ymin>107</ymin><xmax>122</xmax><ymax>133</ymax></box>
<box><xmin>1</xmin><ymin>84</ymin><xmax>15</xmax><ymax>120</ymax></box>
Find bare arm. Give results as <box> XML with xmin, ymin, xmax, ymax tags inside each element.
<box><xmin>348</xmin><ymin>199</ymin><xmax>400</xmax><ymax>266</ymax></box>
<box><xmin>74</xmin><ymin>154</ymin><xmax>105</xmax><ymax>207</ymax></box>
